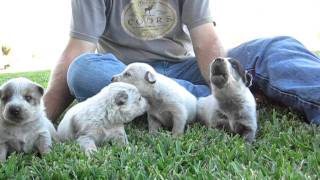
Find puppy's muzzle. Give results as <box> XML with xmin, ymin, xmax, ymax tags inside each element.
<box><xmin>214</xmin><ymin>57</ymin><xmax>224</xmax><ymax>63</ymax></box>
<box><xmin>6</xmin><ymin>105</ymin><xmax>25</xmax><ymax>121</ymax></box>
<box><xmin>211</xmin><ymin>58</ymin><xmax>227</xmax><ymax>75</ymax></box>
<box><xmin>9</xmin><ymin>105</ymin><xmax>22</xmax><ymax>117</ymax></box>
<box><xmin>111</xmin><ymin>76</ymin><xmax>119</xmax><ymax>82</ymax></box>
<box><xmin>210</xmin><ymin>58</ymin><xmax>229</xmax><ymax>89</ymax></box>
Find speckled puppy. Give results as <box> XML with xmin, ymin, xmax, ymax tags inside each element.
<box><xmin>57</xmin><ymin>82</ymin><xmax>148</xmax><ymax>156</ymax></box>
<box><xmin>0</xmin><ymin>77</ymin><xmax>57</xmax><ymax>162</ymax></box>
<box><xmin>112</xmin><ymin>63</ymin><xmax>197</xmax><ymax>137</ymax></box>
<box><xmin>197</xmin><ymin>57</ymin><xmax>257</xmax><ymax>143</ymax></box>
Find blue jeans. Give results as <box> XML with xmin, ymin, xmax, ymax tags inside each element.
<box><xmin>67</xmin><ymin>36</ymin><xmax>320</xmax><ymax>125</ymax></box>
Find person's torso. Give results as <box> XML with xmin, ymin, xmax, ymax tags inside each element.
<box><xmin>98</xmin><ymin>0</ymin><xmax>194</xmax><ymax>64</ymax></box>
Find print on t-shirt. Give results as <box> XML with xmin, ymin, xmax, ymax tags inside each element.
<box><xmin>121</xmin><ymin>0</ymin><xmax>177</xmax><ymax>40</ymax></box>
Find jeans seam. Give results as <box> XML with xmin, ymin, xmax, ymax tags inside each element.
<box><xmin>193</xmin><ymin>79</ymin><xmax>208</xmax><ymax>85</ymax></box>
<box><xmin>86</xmin><ymin>57</ymin><xmax>115</xmax><ymax>62</ymax></box>
<box><xmin>77</xmin><ymin>96</ymin><xmax>86</xmax><ymax>102</ymax></box>
<box><xmin>163</xmin><ymin>61</ymin><xmax>169</xmax><ymax>75</ymax></box>
<box><xmin>255</xmin><ymin>73</ymin><xmax>320</xmax><ymax>109</ymax></box>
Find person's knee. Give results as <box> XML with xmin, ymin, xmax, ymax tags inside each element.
<box><xmin>67</xmin><ymin>53</ymin><xmax>125</xmax><ymax>100</ymax></box>
<box><xmin>271</xmin><ymin>36</ymin><xmax>302</xmax><ymax>45</ymax></box>
<box><xmin>68</xmin><ymin>53</ymin><xmax>101</xmax><ymax>76</ymax></box>
<box><xmin>67</xmin><ymin>53</ymin><xmax>99</xmax><ymax>95</ymax></box>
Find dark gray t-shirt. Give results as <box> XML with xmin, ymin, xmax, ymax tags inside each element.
<box><xmin>70</xmin><ymin>0</ymin><xmax>214</xmax><ymax>64</ymax></box>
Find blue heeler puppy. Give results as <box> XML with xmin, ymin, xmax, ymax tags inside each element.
<box><xmin>197</xmin><ymin>57</ymin><xmax>257</xmax><ymax>143</ymax></box>
<box><xmin>0</xmin><ymin>78</ymin><xmax>57</xmax><ymax>162</ymax></box>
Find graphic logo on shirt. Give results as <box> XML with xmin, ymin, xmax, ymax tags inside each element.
<box><xmin>121</xmin><ymin>0</ymin><xmax>177</xmax><ymax>40</ymax></box>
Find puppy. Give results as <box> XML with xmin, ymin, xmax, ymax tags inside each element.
<box><xmin>57</xmin><ymin>82</ymin><xmax>148</xmax><ymax>156</ymax></box>
<box><xmin>112</xmin><ymin>63</ymin><xmax>197</xmax><ymax>137</ymax></box>
<box><xmin>197</xmin><ymin>57</ymin><xmax>257</xmax><ymax>143</ymax></box>
<box><xmin>0</xmin><ymin>77</ymin><xmax>56</xmax><ymax>162</ymax></box>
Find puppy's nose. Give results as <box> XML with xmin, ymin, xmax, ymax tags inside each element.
<box><xmin>9</xmin><ymin>106</ymin><xmax>21</xmax><ymax>116</ymax></box>
<box><xmin>214</xmin><ymin>57</ymin><xmax>224</xmax><ymax>63</ymax></box>
<box><xmin>111</xmin><ymin>76</ymin><xmax>116</xmax><ymax>82</ymax></box>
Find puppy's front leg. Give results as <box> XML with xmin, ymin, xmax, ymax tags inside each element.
<box><xmin>172</xmin><ymin>109</ymin><xmax>187</xmax><ymax>137</ymax></box>
<box><xmin>106</xmin><ymin>125</ymin><xmax>128</xmax><ymax>145</ymax></box>
<box><xmin>148</xmin><ymin>113</ymin><xmax>162</xmax><ymax>134</ymax></box>
<box><xmin>233</xmin><ymin>121</ymin><xmax>256</xmax><ymax>143</ymax></box>
<box><xmin>0</xmin><ymin>144</ymin><xmax>8</xmax><ymax>162</ymax></box>
<box><xmin>213</xmin><ymin>112</ymin><xmax>232</xmax><ymax>132</ymax></box>
<box><xmin>36</xmin><ymin>131</ymin><xmax>52</xmax><ymax>155</ymax></box>
<box><xmin>77</xmin><ymin>135</ymin><xmax>97</xmax><ymax>156</ymax></box>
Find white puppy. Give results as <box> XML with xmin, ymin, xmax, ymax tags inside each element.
<box><xmin>112</xmin><ymin>63</ymin><xmax>197</xmax><ymax>137</ymax></box>
<box><xmin>197</xmin><ymin>57</ymin><xmax>257</xmax><ymax>143</ymax></box>
<box><xmin>0</xmin><ymin>77</ymin><xmax>57</xmax><ymax>162</ymax></box>
<box><xmin>57</xmin><ymin>82</ymin><xmax>148</xmax><ymax>156</ymax></box>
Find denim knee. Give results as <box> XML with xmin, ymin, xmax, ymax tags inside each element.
<box><xmin>67</xmin><ymin>53</ymin><xmax>126</xmax><ymax>101</ymax></box>
<box><xmin>228</xmin><ymin>36</ymin><xmax>320</xmax><ymax>124</ymax></box>
<box><xmin>67</xmin><ymin>53</ymin><xmax>94</xmax><ymax>100</ymax></box>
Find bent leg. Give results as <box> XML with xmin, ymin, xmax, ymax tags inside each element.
<box><xmin>77</xmin><ymin>135</ymin><xmax>97</xmax><ymax>156</ymax></box>
<box><xmin>228</xmin><ymin>36</ymin><xmax>320</xmax><ymax>124</ymax></box>
<box><xmin>152</xmin><ymin>59</ymin><xmax>211</xmax><ymax>98</ymax></box>
<box><xmin>67</xmin><ymin>53</ymin><xmax>126</xmax><ymax>101</ymax></box>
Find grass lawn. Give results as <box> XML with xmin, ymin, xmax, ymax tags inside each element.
<box><xmin>0</xmin><ymin>71</ymin><xmax>319</xmax><ymax>179</ymax></box>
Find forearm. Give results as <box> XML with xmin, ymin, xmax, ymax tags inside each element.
<box><xmin>191</xmin><ymin>23</ymin><xmax>226</xmax><ymax>83</ymax></box>
<box><xmin>195</xmin><ymin>37</ymin><xmax>225</xmax><ymax>82</ymax></box>
<box><xmin>44</xmin><ymin>38</ymin><xmax>97</xmax><ymax>122</ymax></box>
<box><xmin>44</xmin><ymin>54</ymin><xmax>76</xmax><ymax>122</ymax></box>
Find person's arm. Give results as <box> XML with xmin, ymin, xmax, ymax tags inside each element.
<box><xmin>44</xmin><ymin>38</ymin><xmax>96</xmax><ymax>122</ymax></box>
<box><xmin>190</xmin><ymin>23</ymin><xmax>225</xmax><ymax>83</ymax></box>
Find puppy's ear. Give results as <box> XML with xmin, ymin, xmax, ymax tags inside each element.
<box><xmin>34</xmin><ymin>83</ymin><xmax>44</xmax><ymax>96</ymax></box>
<box><xmin>244</xmin><ymin>71</ymin><xmax>253</xmax><ymax>87</ymax></box>
<box><xmin>115</xmin><ymin>90</ymin><xmax>128</xmax><ymax>106</ymax></box>
<box><xmin>144</xmin><ymin>71</ymin><xmax>156</xmax><ymax>84</ymax></box>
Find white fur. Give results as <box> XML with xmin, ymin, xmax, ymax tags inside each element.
<box><xmin>57</xmin><ymin>82</ymin><xmax>148</xmax><ymax>156</ymax></box>
<box><xmin>0</xmin><ymin>77</ymin><xmax>57</xmax><ymax>162</ymax></box>
<box><xmin>197</xmin><ymin>95</ymin><xmax>219</xmax><ymax>127</ymax></box>
<box><xmin>112</xmin><ymin>63</ymin><xmax>197</xmax><ymax>137</ymax></box>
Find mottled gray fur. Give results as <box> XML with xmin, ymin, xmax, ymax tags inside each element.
<box><xmin>197</xmin><ymin>57</ymin><xmax>257</xmax><ymax>143</ymax></box>
<box><xmin>0</xmin><ymin>77</ymin><xmax>57</xmax><ymax>162</ymax></box>
<box><xmin>57</xmin><ymin>82</ymin><xmax>148</xmax><ymax>156</ymax></box>
<box><xmin>112</xmin><ymin>63</ymin><xmax>197</xmax><ymax>137</ymax></box>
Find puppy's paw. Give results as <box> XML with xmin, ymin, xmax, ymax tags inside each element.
<box><xmin>172</xmin><ymin>130</ymin><xmax>184</xmax><ymax>138</ymax></box>
<box><xmin>0</xmin><ymin>156</ymin><xmax>7</xmax><ymax>163</ymax></box>
<box><xmin>148</xmin><ymin>118</ymin><xmax>162</xmax><ymax>134</ymax></box>
<box><xmin>84</xmin><ymin>145</ymin><xmax>98</xmax><ymax>157</ymax></box>
<box><xmin>39</xmin><ymin>146</ymin><xmax>51</xmax><ymax>156</ymax></box>
<box><xmin>113</xmin><ymin>134</ymin><xmax>129</xmax><ymax>146</ymax></box>
<box><xmin>172</xmin><ymin>133</ymin><xmax>183</xmax><ymax>138</ymax></box>
<box><xmin>148</xmin><ymin>127</ymin><xmax>160</xmax><ymax>134</ymax></box>
<box><xmin>233</xmin><ymin>122</ymin><xmax>256</xmax><ymax>143</ymax></box>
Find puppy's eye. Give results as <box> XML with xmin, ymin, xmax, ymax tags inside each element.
<box><xmin>1</xmin><ymin>96</ymin><xmax>9</xmax><ymax>103</ymax></box>
<box><xmin>24</xmin><ymin>95</ymin><xmax>32</xmax><ymax>102</ymax></box>
<box><xmin>138</xmin><ymin>96</ymin><xmax>142</xmax><ymax>101</ymax></box>
<box><xmin>124</xmin><ymin>72</ymin><xmax>131</xmax><ymax>77</ymax></box>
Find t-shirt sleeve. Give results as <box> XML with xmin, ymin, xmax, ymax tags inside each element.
<box><xmin>181</xmin><ymin>0</ymin><xmax>215</xmax><ymax>30</ymax></box>
<box><xmin>70</xmin><ymin>0</ymin><xmax>107</xmax><ymax>43</ymax></box>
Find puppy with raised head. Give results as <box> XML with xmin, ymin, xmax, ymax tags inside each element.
<box><xmin>112</xmin><ymin>63</ymin><xmax>197</xmax><ymax>137</ymax></box>
<box><xmin>0</xmin><ymin>77</ymin><xmax>56</xmax><ymax>162</ymax></box>
<box><xmin>197</xmin><ymin>57</ymin><xmax>257</xmax><ymax>143</ymax></box>
<box><xmin>57</xmin><ymin>82</ymin><xmax>148</xmax><ymax>156</ymax></box>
